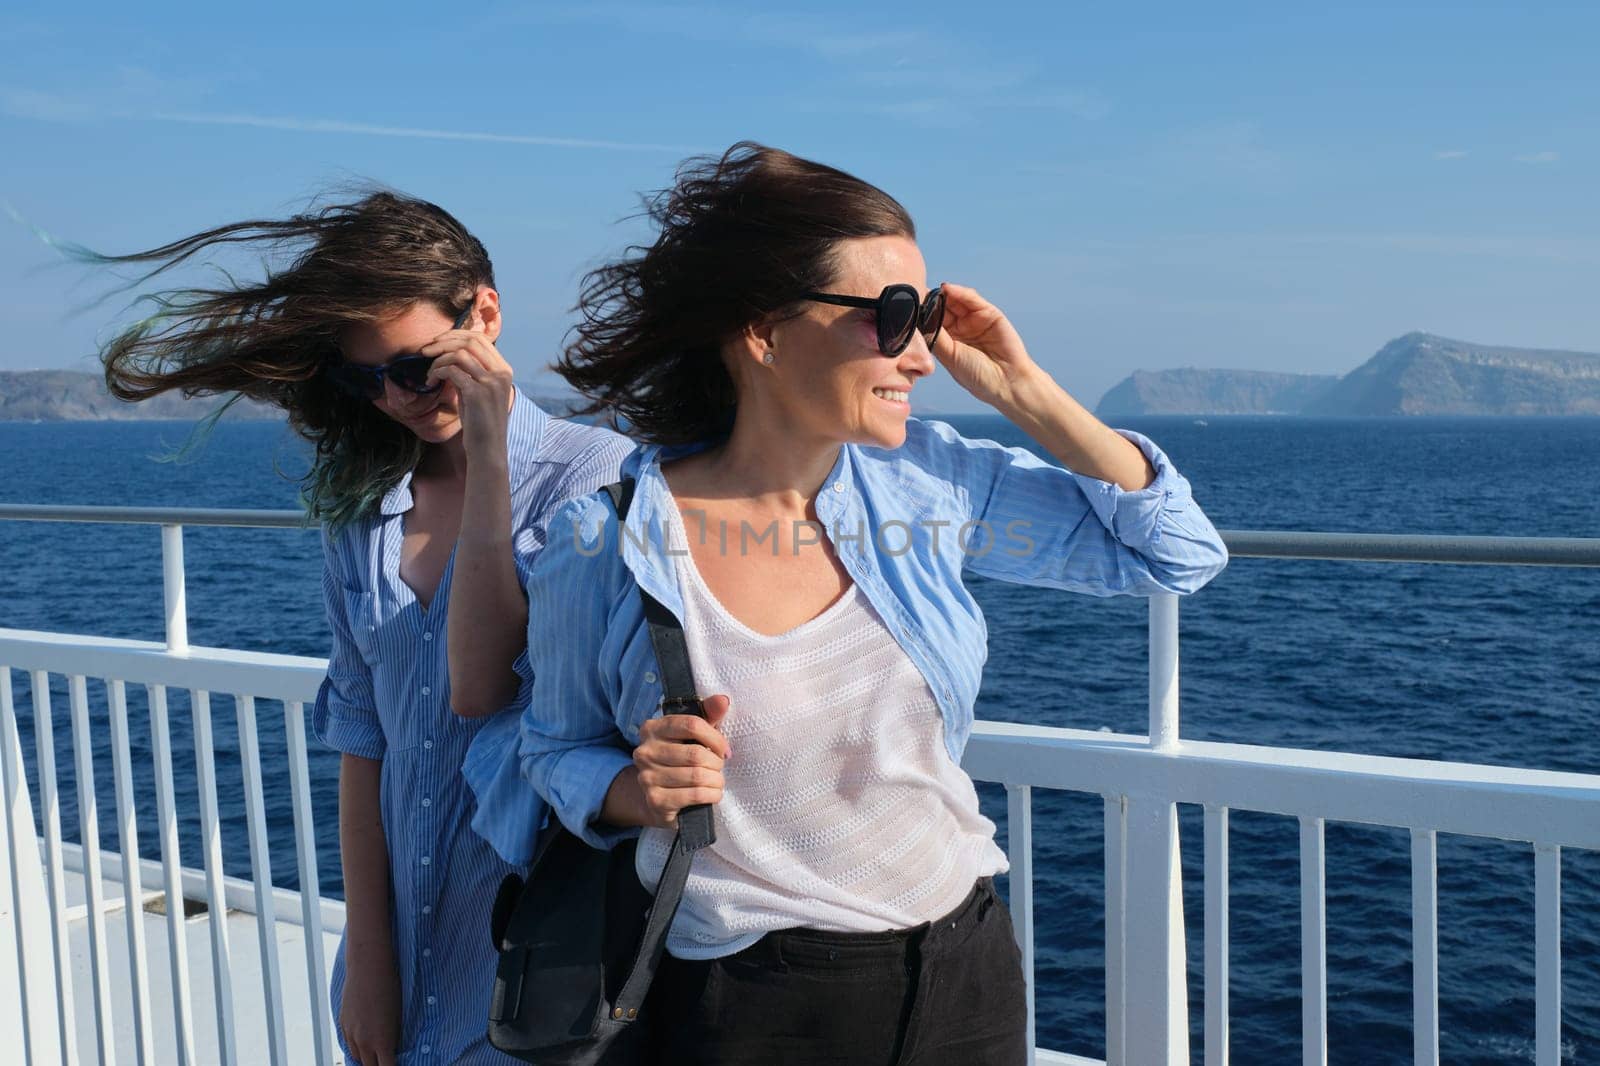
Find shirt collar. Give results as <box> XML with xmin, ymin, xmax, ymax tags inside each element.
<box><xmin>378</xmin><ymin>386</ymin><xmax>549</xmax><ymax>516</ymax></box>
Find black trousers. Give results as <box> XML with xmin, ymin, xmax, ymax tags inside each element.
<box><xmin>642</xmin><ymin>879</ymin><xmax>1028</xmax><ymax>1066</ymax></box>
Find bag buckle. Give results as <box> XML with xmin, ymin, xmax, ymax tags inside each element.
<box><xmin>658</xmin><ymin>694</ymin><xmax>705</xmax><ymax>718</ymax></box>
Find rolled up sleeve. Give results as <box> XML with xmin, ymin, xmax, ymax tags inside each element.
<box><xmin>310</xmin><ymin>531</ymin><xmax>386</xmax><ymax>760</ymax></box>
<box><xmin>535</xmin><ymin>743</ymin><xmax>637</xmax><ymax>850</ymax></box>
<box><xmin>918</xmin><ymin>420</ymin><xmax>1228</xmax><ymax>596</ymax></box>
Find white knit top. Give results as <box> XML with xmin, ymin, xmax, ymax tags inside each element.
<box><xmin>637</xmin><ymin>501</ymin><xmax>1008</xmax><ymax>959</ymax></box>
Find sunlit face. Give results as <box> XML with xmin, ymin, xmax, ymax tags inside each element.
<box><xmin>339</xmin><ymin>302</ymin><xmax>464</xmax><ymax>445</ymax></box>
<box><xmin>765</xmin><ymin>235</ymin><xmax>936</xmax><ymax>450</ymax></box>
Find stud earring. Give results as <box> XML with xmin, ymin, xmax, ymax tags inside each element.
<box><xmin>762</xmin><ymin>351</ymin><xmax>775</xmax><ymax>366</ymax></box>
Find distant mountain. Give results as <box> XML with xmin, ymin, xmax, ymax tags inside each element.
<box><xmin>0</xmin><ymin>369</ymin><xmax>583</xmax><ymax>422</ymax></box>
<box><xmin>1095</xmin><ymin>333</ymin><xmax>1600</xmax><ymax>416</ymax></box>
<box><xmin>0</xmin><ymin>370</ymin><xmax>279</xmax><ymax>422</ymax></box>
<box><xmin>1305</xmin><ymin>333</ymin><xmax>1600</xmax><ymax>416</ymax></box>
<box><xmin>1097</xmin><ymin>369</ymin><xmax>1339</xmax><ymax>416</ymax></box>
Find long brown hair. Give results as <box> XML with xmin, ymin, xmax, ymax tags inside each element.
<box><xmin>559</xmin><ymin>143</ymin><xmax>915</xmax><ymax>444</ymax></box>
<box><xmin>95</xmin><ymin>189</ymin><xmax>495</xmax><ymax>528</ymax></box>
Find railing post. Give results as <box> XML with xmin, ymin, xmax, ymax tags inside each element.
<box><xmin>1104</xmin><ymin>794</ymin><xmax>1126</xmax><ymax>1066</ymax></box>
<box><xmin>1204</xmin><ymin>806</ymin><xmax>1230</xmax><ymax>1066</ymax></box>
<box><xmin>2</xmin><ymin>668</ymin><xmax>65</xmax><ymax>1066</ymax></box>
<box><xmin>1301</xmin><ymin>818</ymin><xmax>1328</xmax><ymax>1065</ymax></box>
<box><xmin>1411</xmin><ymin>830</ymin><xmax>1439</xmax><ymax>1066</ymax></box>
<box><xmin>1123</xmin><ymin>593</ymin><xmax>1190</xmax><ymax>1065</ymax></box>
<box><xmin>1149</xmin><ymin>593</ymin><xmax>1180</xmax><ymax>750</ymax></box>
<box><xmin>162</xmin><ymin>524</ymin><xmax>189</xmax><ymax>654</ymax></box>
<box><xmin>1006</xmin><ymin>784</ymin><xmax>1036</xmax><ymax>1065</ymax></box>
<box><xmin>1535</xmin><ymin>843</ymin><xmax>1561</xmax><ymax>1066</ymax></box>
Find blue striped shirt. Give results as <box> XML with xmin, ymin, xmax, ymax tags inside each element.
<box><xmin>312</xmin><ymin>389</ymin><xmax>631</xmax><ymax>1065</ymax></box>
<box><xmin>465</xmin><ymin>417</ymin><xmax>1228</xmax><ymax>880</ymax></box>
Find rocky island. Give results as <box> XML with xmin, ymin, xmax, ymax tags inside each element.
<box><xmin>1096</xmin><ymin>333</ymin><xmax>1600</xmax><ymax>416</ymax></box>
<box><xmin>0</xmin><ymin>370</ymin><xmax>279</xmax><ymax>422</ymax></box>
<box><xmin>1097</xmin><ymin>369</ymin><xmax>1339</xmax><ymax>417</ymax></box>
<box><xmin>0</xmin><ymin>370</ymin><xmax>579</xmax><ymax>421</ymax></box>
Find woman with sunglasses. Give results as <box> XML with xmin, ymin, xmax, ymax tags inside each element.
<box><xmin>466</xmin><ymin>143</ymin><xmax>1228</xmax><ymax>1064</ymax></box>
<box><xmin>97</xmin><ymin>190</ymin><xmax>630</xmax><ymax>1066</ymax></box>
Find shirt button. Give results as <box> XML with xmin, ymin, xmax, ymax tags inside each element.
<box><xmin>428</xmin><ymin>995</ymin><xmax>437</xmax><ymax>1005</ymax></box>
<box><xmin>832</xmin><ymin>482</ymin><xmax>845</xmax><ymax>493</ymax></box>
<box><xmin>421</xmin><ymin>796</ymin><xmax>431</xmax><ymax>807</ymax></box>
<box><xmin>421</xmin><ymin>1045</ymin><xmax>431</xmax><ymax>1055</ymax></box>
<box><xmin>423</xmin><ymin>947</ymin><xmax>432</xmax><ymax>957</ymax></box>
<box><xmin>421</xmin><ymin>685</ymin><xmax>431</xmax><ymax>696</ymax></box>
<box><xmin>421</xmin><ymin>856</ymin><xmax>431</xmax><ymax>866</ymax></box>
<box><xmin>643</xmin><ymin>671</ymin><xmax>657</xmax><ymax>684</ymax></box>
<box><xmin>423</xmin><ymin>739</ymin><xmax>433</xmax><ymax>750</ymax></box>
<box><xmin>422</xmin><ymin>904</ymin><xmax>432</xmax><ymax>914</ymax></box>
<box><xmin>423</xmin><ymin>632</ymin><xmax>433</xmax><ymax>641</ymax></box>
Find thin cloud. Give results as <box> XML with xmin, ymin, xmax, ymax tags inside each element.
<box><xmin>1513</xmin><ymin>151</ymin><xmax>1559</xmax><ymax>164</ymax></box>
<box><xmin>1</xmin><ymin>86</ymin><xmax>691</xmax><ymax>153</ymax></box>
<box><xmin>148</xmin><ymin>112</ymin><xmax>693</xmax><ymax>152</ymax></box>
<box><xmin>1434</xmin><ymin>149</ymin><xmax>1469</xmax><ymax>160</ymax></box>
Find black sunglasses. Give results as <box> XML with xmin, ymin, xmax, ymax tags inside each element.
<box><xmin>327</xmin><ymin>301</ymin><xmax>475</xmax><ymax>401</ymax></box>
<box><xmin>802</xmin><ymin>284</ymin><xmax>944</xmax><ymax>357</ymax></box>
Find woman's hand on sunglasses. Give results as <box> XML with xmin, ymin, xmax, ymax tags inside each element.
<box><xmin>931</xmin><ymin>283</ymin><xmax>1043</xmax><ymax>412</ymax></box>
<box><xmin>419</xmin><ymin>327</ymin><xmax>516</xmax><ymax>461</ymax></box>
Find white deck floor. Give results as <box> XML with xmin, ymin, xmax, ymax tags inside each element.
<box><xmin>60</xmin><ymin>880</ymin><xmax>343</xmax><ymax>1065</ymax></box>
<box><xmin>1</xmin><ymin>836</ymin><xmax>346</xmax><ymax>1066</ymax></box>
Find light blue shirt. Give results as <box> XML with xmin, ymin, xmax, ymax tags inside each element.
<box><xmin>465</xmin><ymin>417</ymin><xmax>1228</xmax><ymax>879</ymax></box>
<box><xmin>312</xmin><ymin>389</ymin><xmax>631</xmax><ymax>1066</ymax></box>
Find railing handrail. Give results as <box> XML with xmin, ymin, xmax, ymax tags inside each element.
<box><xmin>4</xmin><ymin>625</ymin><xmax>1595</xmax><ymax>850</ymax></box>
<box><xmin>4</xmin><ymin>503</ymin><xmax>1600</xmax><ymax>566</ymax></box>
<box><xmin>0</xmin><ymin>504</ymin><xmax>312</xmax><ymax>529</ymax></box>
<box><xmin>0</xmin><ymin>629</ymin><xmax>325</xmax><ymax>701</ymax></box>
<box><xmin>964</xmin><ymin>722</ymin><xmax>1600</xmax><ymax>850</ymax></box>
<box><xmin>1222</xmin><ymin>529</ymin><xmax>1600</xmax><ymax>566</ymax></box>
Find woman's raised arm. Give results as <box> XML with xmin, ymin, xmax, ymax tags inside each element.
<box><xmin>434</xmin><ymin>303</ymin><xmax>529</xmax><ymax>718</ymax></box>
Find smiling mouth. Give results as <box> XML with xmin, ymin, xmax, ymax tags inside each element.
<box><xmin>872</xmin><ymin>388</ymin><xmax>910</xmax><ymax>403</ymax></box>
<box><xmin>401</xmin><ymin>399</ymin><xmax>445</xmax><ymax>421</ymax></box>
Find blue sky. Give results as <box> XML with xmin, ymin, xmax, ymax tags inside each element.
<box><xmin>2</xmin><ymin>2</ymin><xmax>1595</xmax><ymax>412</ymax></box>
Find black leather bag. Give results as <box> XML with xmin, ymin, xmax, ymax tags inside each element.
<box><xmin>486</xmin><ymin>478</ymin><xmax>714</xmax><ymax>1064</ymax></box>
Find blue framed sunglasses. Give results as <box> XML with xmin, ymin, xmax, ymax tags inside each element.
<box><xmin>327</xmin><ymin>301</ymin><xmax>474</xmax><ymax>401</ymax></box>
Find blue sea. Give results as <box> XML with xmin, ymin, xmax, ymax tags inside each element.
<box><xmin>2</xmin><ymin>414</ymin><xmax>1597</xmax><ymax>1064</ymax></box>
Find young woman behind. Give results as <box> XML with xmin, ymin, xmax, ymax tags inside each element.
<box><xmin>97</xmin><ymin>191</ymin><xmax>630</xmax><ymax>1065</ymax></box>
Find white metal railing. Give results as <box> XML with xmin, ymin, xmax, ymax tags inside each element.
<box><xmin>0</xmin><ymin>618</ymin><xmax>332</xmax><ymax>1066</ymax></box>
<box><xmin>1</xmin><ymin>506</ymin><xmax>1598</xmax><ymax>1066</ymax></box>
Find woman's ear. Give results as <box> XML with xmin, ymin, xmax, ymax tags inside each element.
<box><xmin>737</xmin><ymin>317</ymin><xmax>779</xmax><ymax>369</ymax></box>
<box><xmin>474</xmin><ymin>286</ymin><xmax>504</xmax><ymax>343</ymax></box>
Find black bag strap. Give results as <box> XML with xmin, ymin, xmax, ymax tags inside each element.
<box><xmin>602</xmin><ymin>478</ymin><xmax>717</xmax><ymax>1019</ymax></box>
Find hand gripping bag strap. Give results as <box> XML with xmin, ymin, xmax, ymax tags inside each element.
<box><xmin>600</xmin><ymin>479</ymin><xmax>717</xmax><ymax>1021</ymax></box>
<box><xmin>603</xmin><ymin>479</ymin><xmax>715</xmax><ymax>848</ymax></box>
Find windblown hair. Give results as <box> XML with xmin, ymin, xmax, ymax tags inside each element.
<box><xmin>559</xmin><ymin>142</ymin><xmax>916</xmax><ymax>444</ymax></box>
<box><xmin>95</xmin><ymin>190</ymin><xmax>495</xmax><ymax>528</ymax></box>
